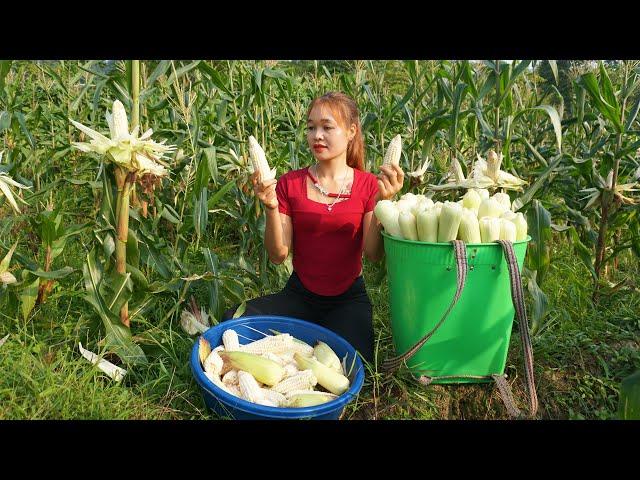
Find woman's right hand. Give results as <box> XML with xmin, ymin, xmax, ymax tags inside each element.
<box><xmin>251</xmin><ymin>172</ymin><xmax>278</xmax><ymax>210</ymax></box>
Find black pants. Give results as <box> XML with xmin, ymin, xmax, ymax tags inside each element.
<box><xmin>222</xmin><ymin>271</ymin><xmax>374</xmax><ymax>363</ymax></box>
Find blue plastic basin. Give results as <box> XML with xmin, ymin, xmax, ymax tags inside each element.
<box><xmin>190</xmin><ymin>315</ymin><xmax>365</xmax><ymax>420</ymax></box>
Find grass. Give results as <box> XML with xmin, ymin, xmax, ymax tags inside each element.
<box><xmin>1</xmin><ymin>182</ymin><xmax>639</xmax><ymax>419</ymax></box>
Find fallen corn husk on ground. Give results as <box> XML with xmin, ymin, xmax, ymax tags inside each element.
<box><xmin>198</xmin><ymin>329</ymin><xmax>352</xmax><ymax>408</ymax></box>
<box><xmin>374</xmin><ymin>186</ymin><xmax>528</xmax><ymax>244</ymax></box>
<box><xmin>78</xmin><ymin>342</ymin><xmax>127</xmax><ymax>382</ymax></box>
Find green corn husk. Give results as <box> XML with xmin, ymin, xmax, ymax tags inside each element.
<box><xmin>478</xmin><ymin>197</ymin><xmax>503</xmax><ymax>219</ymax></box>
<box><xmin>398</xmin><ymin>211</ymin><xmax>419</xmax><ymax>241</ymax></box>
<box><xmin>417</xmin><ymin>208</ymin><xmax>439</xmax><ymax>242</ymax></box>
<box><xmin>219</xmin><ymin>351</ymin><xmax>285</xmax><ymax>386</ymax></box>
<box><xmin>294</xmin><ymin>353</ymin><xmax>350</xmax><ymax>395</ymax></box>
<box><xmin>462</xmin><ymin>189</ymin><xmax>481</xmax><ymax>215</ymax></box>
<box><xmin>287</xmin><ymin>391</ymin><xmax>338</xmax><ymax>408</ymax></box>
<box><xmin>479</xmin><ymin>217</ymin><xmax>501</xmax><ymax>243</ymax></box>
<box><xmin>374</xmin><ymin>200</ymin><xmax>402</xmax><ymax>239</ymax></box>
<box><xmin>513</xmin><ymin>212</ymin><xmax>528</xmax><ymax>241</ymax></box>
<box><xmin>499</xmin><ymin>218</ymin><xmax>517</xmax><ymax>242</ymax></box>
<box><xmin>458</xmin><ymin>208</ymin><xmax>481</xmax><ymax>243</ymax></box>
<box><xmin>437</xmin><ymin>202</ymin><xmax>463</xmax><ymax>242</ymax></box>
<box><xmin>492</xmin><ymin>192</ymin><xmax>512</xmax><ymax>211</ymax></box>
<box><xmin>313</xmin><ymin>341</ymin><xmax>343</xmax><ymax>374</ymax></box>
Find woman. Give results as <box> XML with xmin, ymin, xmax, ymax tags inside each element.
<box><xmin>222</xmin><ymin>92</ymin><xmax>404</xmax><ymax>363</ymax></box>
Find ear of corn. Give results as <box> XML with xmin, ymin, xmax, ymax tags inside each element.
<box><xmin>286</xmin><ymin>391</ymin><xmax>338</xmax><ymax>408</ymax></box>
<box><xmin>222</xmin><ymin>370</ymin><xmax>239</xmax><ymax>386</ymax></box>
<box><xmin>374</xmin><ymin>200</ymin><xmax>403</xmax><ymax>238</ymax></box>
<box><xmin>499</xmin><ymin>218</ymin><xmax>517</xmax><ymax>242</ymax></box>
<box><xmin>240</xmin><ymin>333</ymin><xmax>293</xmax><ymax>355</ymax></box>
<box><xmin>479</xmin><ymin>217</ymin><xmax>501</xmax><ymax>243</ymax></box>
<box><xmin>289</xmin><ymin>338</ymin><xmax>315</xmax><ymax>357</ymax></box>
<box><xmin>417</xmin><ymin>208</ymin><xmax>439</xmax><ymax>242</ymax></box>
<box><xmin>313</xmin><ymin>341</ymin><xmax>343</xmax><ymax>374</ymax></box>
<box><xmin>219</xmin><ymin>351</ymin><xmax>285</xmax><ymax>386</ymax></box>
<box><xmin>260</xmin><ymin>388</ymin><xmax>287</xmax><ymax>407</ymax></box>
<box><xmin>513</xmin><ymin>212</ymin><xmax>528</xmax><ymax>241</ymax></box>
<box><xmin>271</xmin><ymin>369</ymin><xmax>318</xmax><ymax>394</ymax></box>
<box><xmin>462</xmin><ymin>189</ymin><xmax>481</xmax><ymax>215</ymax></box>
<box><xmin>478</xmin><ymin>197</ymin><xmax>503</xmax><ymax>219</ymax></box>
<box><xmin>398</xmin><ymin>211</ymin><xmax>419</xmax><ymax>241</ymax></box>
<box><xmin>437</xmin><ymin>202</ymin><xmax>463</xmax><ymax>242</ymax></box>
<box><xmin>458</xmin><ymin>208</ymin><xmax>481</xmax><ymax>243</ymax></box>
<box><xmin>204</xmin><ymin>349</ymin><xmax>224</xmax><ymax>376</ymax></box>
<box><xmin>492</xmin><ymin>192</ymin><xmax>512</xmax><ymax>211</ymax></box>
<box><xmin>237</xmin><ymin>370</ymin><xmax>265</xmax><ymax>403</ymax></box>
<box><xmin>383</xmin><ymin>134</ymin><xmax>402</xmax><ymax>166</ymax></box>
<box><xmin>222</xmin><ymin>329</ymin><xmax>240</xmax><ymax>351</ymax></box>
<box><xmin>248</xmin><ymin>135</ymin><xmax>276</xmax><ymax>181</ymax></box>
<box><xmin>294</xmin><ymin>353</ymin><xmax>350</xmax><ymax>395</ymax></box>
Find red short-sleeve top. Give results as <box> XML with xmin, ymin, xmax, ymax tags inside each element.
<box><xmin>276</xmin><ymin>167</ymin><xmax>379</xmax><ymax>296</ymax></box>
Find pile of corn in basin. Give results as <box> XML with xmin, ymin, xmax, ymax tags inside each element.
<box><xmin>374</xmin><ymin>188</ymin><xmax>527</xmax><ymax>243</ymax></box>
<box><xmin>198</xmin><ymin>330</ymin><xmax>351</xmax><ymax>408</ymax></box>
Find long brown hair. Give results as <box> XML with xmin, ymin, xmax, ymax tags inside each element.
<box><xmin>306</xmin><ymin>92</ymin><xmax>365</xmax><ymax>171</ymax></box>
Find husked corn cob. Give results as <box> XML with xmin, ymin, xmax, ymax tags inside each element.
<box><xmin>289</xmin><ymin>338</ymin><xmax>315</xmax><ymax>357</ymax></box>
<box><xmin>204</xmin><ymin>348</ymin><xmax>224</xmax><ymax>376</ymax></box>
<box><xmin>205</xmin><ymin>371</ymin><xmax>234</xmax><ymax>395</ymax></box>
<box><xmin>226</xmin><ymin>383</ymin><xmax>242</xmax><ymax>398</ymax></box>
<box><xmin>294</xmin><ymin>353</ymin><xmax>350</xmax><ymax>395</ymax></box>
<box><xmin>262</xmin><ymin>351</ymin><xmax>287</xmax><ymax>366</ymax></box>
<box><xmin>237</xmin><ymin>371</ymin><xmax>265</xmax><ymax>403</ymax></box>
<box><xmin>248</xmin><ymin>135</ymin><xmax>276</xmax><ymax>181</ymax></box>
<box><xmin>313</xmin><ymin>341</ymin><xmax>343</xmax><ymax>374</ymax></box>
<box><xmin>240</xmin><ymin>334</ymin><xmax>293</xmax><ymax>355</ymax></box>
<box><xmin>283</xmin><ymin>363</ymin><xmax>299</xmax><ymax>378</ymax></box>
<box><xmin>260</xmin><ymin>388</ymin><xmax>287</xmax><ymax>407</ymax></box>
<box><xmin>271</xmin><ymin>369</ymin><xmax>318</xmax><ymax>394</ymax></box>
<box><xmin>222</xmin><ymin>370</ymin><xmax>239</xmax><ymax>385</ymax></box>
<box><xmin>219</xmin><ymin>350</ymin><xmax>285</xmax><ymax>386</ymax></box>
<box><xmin>383</xmin><ymin>134</ymin><xmax>402</xmax><ymax>167</ymax></box>
<box><xmin>278</xmin><ymin>351</ymin><xmax>296</xmax><ymax>364</ymax></box>
<box><xmin>222</xmin><ymin>329</ymin><xmax>240</xmax><ymax>351</ymax></box>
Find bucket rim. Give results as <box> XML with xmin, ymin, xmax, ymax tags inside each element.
<box><xmin>190</xmin><ymin>315</ymin><xmax>366</xmax><ymax>419</ymax></box>
<box><xmin>381</xmin><ymin>232</ymin><xmax>531</xmax><ymax>246</ymax></box>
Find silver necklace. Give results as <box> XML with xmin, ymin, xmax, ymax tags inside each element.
<box><xmin>313</xmin><ymin>164</ymin><xmax>349</xmax><ymax>212</ymax></box>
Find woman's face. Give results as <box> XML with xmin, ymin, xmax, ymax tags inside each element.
<box><xmin>306</xmin><ymin>105</ymin><xmax>355</xmax><ymax>162</ymax></box>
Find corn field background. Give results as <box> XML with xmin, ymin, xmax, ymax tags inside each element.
<box><xmin>0</xmin><ymin>59</ymin><xmax>639</xmax><ymax>420</ymax></box>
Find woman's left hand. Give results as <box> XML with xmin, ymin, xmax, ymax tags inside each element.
<box><xmin>377</xmin><ymin>164</ymin><xmax>405</xmax><ymax>201</ymax></box>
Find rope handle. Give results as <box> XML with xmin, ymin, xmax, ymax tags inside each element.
<box><xmin>497</xmin><ymin>240</ymin><xmax>538</xmax><ymax>418</ymax></box>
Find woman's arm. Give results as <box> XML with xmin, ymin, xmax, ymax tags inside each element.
<box><xmin>264</xmin><ymin>207</ymin><xmax>292</xmax><ymax>264</ymax></box>
<box><xmin>252</xmin><ymin>172</ymin><xmax>292</xmax><ymax>264</ymax></box>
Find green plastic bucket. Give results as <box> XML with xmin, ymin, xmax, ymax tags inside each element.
<box><xmin>382</xmin><ymin>233</ymin><xmax>530</xmax><ymax>384</ymax></box>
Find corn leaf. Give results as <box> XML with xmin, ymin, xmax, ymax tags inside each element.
<box><xmin>566</xmin><ymin>226</ymin><xmax>597</xmax><ymax>280</ymax></box>
<box><xmin>522</xmin><ymin>267</ymin><xmax>549</xmax><ymax>336</ymax></box>
<box><xmin>20</xmin><ymin>275</ymin><xmax>40</xmax><ymax>321</ymax></box>
<box><xmin>83</xmin><ymin>249</ymin><xmax>146</xmax><ymax>365</ymax></box>
<box><xmin>525</xmin><ymin>200</ymin><xmax>552</xmax><ymax>285</ymax></box>
<box><xmin>618</xmin><ymin>370</ymin><xmax>640</xmax><ymax>419</ymax></box>
<box><xmin>203</xmin><ymin>247</ymin><xmax>221</xmax><ymax>321</ymax></box>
